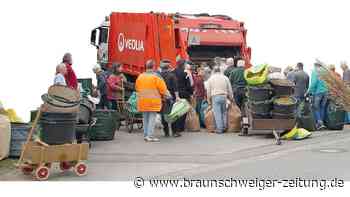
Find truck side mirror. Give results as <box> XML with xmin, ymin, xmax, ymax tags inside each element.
<box><xmin>91</xmin><ymin>29</ymin><xmax>97</xmax><ymax>46</ymax></box>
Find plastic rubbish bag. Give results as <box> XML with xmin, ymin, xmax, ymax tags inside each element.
<box><xmin>165</xmin><ymin>99</ymin><xmax>191</xmax><ymax>123</ymax></box>
<box><xmin>282</xmin><ymin>127</ymin><xmax>312</xmax><ymax>140</ymax></box>
<box><xmin>244</xmin><ymin>64</ymin><xmax>269</xmax><ymax>85</ymax></box>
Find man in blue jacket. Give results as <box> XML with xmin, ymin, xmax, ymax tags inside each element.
<box><xmin>307</xmin><ymin>62</ymin><xmax>328</xmax><ymax>130</ymax></box>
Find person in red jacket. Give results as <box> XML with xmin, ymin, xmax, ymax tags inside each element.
<box><xmin>106</xmin><ymin>63</ymin><xmax>125</xmax><ymax>110</ymax></box>
<box><xmin>62</xmin><ymin>53</ymin><xmax>78</xmax><ymax>90</ymax></box>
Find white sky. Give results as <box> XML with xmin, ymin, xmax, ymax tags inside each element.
<box><xmin>1</xmin><ymin>0</ymin><xmax>350</xmax><ymax>121</ymax></box>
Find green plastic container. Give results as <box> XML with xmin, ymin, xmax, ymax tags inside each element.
<box><xmin>78</xmin><ymin>78</ymin><xmax>93</xmax><ymax>97</ymax></box>
<box><xmin>90</xmin><ymin>110</ymin><xmax>120</xmax><ymax>141</ymax></box>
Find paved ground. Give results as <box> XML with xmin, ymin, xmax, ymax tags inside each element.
<box><xmin>1</xmin><ymin>126</ymin><xmax>350</xmax><ymax>181</ymax></box>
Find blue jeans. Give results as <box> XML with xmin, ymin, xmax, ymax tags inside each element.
<box><xmin>212</xmin><ymin>95</ymin><xmax>227</xmax><ymax>133</ymax></box>
<box><xmin>142</xmin><ymin>112</ymin><xmax>157</xmax><ymax>137</ymax></box>
<box><xmin>313</xmin><ymin>93</ymin><xmax>327</xmax><ymax>124</ymax></box>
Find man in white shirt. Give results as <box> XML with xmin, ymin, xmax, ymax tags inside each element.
<box><xmin>206</xmin><ymin>66</ymin><xmax>234</xmax><ymax>134</ymax></box>
<box><xmin>54</xmin><ymin>63</ymin><xmax>67</xmax><ymax>86</ymax></box>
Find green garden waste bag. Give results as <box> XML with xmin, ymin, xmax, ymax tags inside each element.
<box><xmin>165</xmin><ymin>99</ymin><xmax>191</xmax><ymax>123</ymax></box>
<box><xmin>281</xmin><ymin>127</ymin><xmax>312</xmax><ymax>140</ymax></box>
<box><xmin>244</xmin><ymin>64</ymin><xmax>269</xmax><ymax>85</ymax></box>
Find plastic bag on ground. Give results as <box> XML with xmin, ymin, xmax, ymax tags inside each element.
<box><xmin>204</xmin><ymin>106</ymin><xmax>216</xmax><ymax>133</ymax></box>
<box><xmin>0</xmin><ymin>115</ymin><xmax>11</xmax><ymax>160</ymax></box>
<box><xmin>227</xmin><ymin>103</ymin><xmax>241</xmax><ymax>133</ymax></box>
<box><xmin>281</xmin><ymin>127</ymin><xmax>312</xmax><ymax>140</ymax></box>
<box><xmin>185</xmin><ymin>107</ymin><xmax>200</xmax><ymax>132</ymax></box>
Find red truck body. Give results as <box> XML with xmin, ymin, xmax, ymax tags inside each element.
<box><xmin>91</xmin><ymin>12</ymin><xmax>251</xmax><ymax>79</ymax></box>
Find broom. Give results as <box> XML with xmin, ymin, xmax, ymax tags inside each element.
<box><xmin>316</xmin><ymin>60</ymin><xmax>350</xmax><ymax>111</ymax></box>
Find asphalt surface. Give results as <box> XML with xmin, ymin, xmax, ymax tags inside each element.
<box><xmin>1</xmin><ymin>126</ymin><xmax>350</xmax><ymax>182</ymax></box>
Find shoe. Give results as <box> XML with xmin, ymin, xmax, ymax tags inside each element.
<box><xmin>216</xmin><ymin>131</ymin><xmax>224</xmax><ymax>134</ymax></box>
<box><xmin>149</xmin><ymin>136</ymin><xmax>160</xmax><ymax>142</ymax></box>
<box><xmin>316</xmin><ymin>124</ymin><xmax>326</xmax><ymax>130</ymax></box>
<box><xmin>144</xmin><ymin>136</ymin><xmax>153</xmax><ymax>142</ymax></box>
<box><xmin>164</xmin><ymin>133</ymin><xmax>170</xmax><ymax>137</ymax></box>
<box><xmin>173</xmin><ymin>133</ymin><xmax>182</xmax><ymax>138</ymax></box>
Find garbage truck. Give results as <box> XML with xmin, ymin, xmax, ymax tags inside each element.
<box><xmin>90</xmin><ymin>12</ymin><xmax>252</xmax><ymax>81</ymax></box>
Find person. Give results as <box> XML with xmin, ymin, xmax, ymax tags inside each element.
<box><xmin>292</xmin><ymin>62</ymin><xmax>309</xmax><ymax>102</ymax></box>
<box><xmin>184</xmin><ymin>61</ymin><xmax>194</xmax><ymax>87</ymax></box>
<box><xmin>223</xmin><ymin>57</ymin><xmax>235</xmax><ymax>78</ymax></box>
<box><xmin>135</xmin><ymin>60</ymin><xmax>169</xmax><ymax>142</ymax></box>
<box><xmin>159</xmin><ymin>59</ymin><xmax>181</xmax><ymax>137</ymax></box>
<box><xmin>207</xmin><ymin>66</ymin><xmax>234</xmax><ymax>134</ymax></box>
<box><xmin>341</xmin><ymin>62</ymin><xmax>350</xmax><ymax>84</ymax></box>
<box><xmin>192</xmin><ymin>65</ymin><xmax>206</xmax><ymax>128</ymax></box>
<box><xmin>284</xmin><ymin>65</ymin><xmax>295</xmax><ymax>83</ymax></box>
<box><xmin>92</xmin><ymin>64</ymin><xmax>109</xmax><ymax>109</ymax></box>
<box><xmin>62</xmin><ymin>53</ymin><xmax>78</xmax><ymax>90</ymax></box>
<box><xmin>328</xmin><ymin>64</ymin><xmax>341</xmax><ymax>79</ymax></box>
<box><xmin>173</xmin><ymin>59</ymin><xmax>194</xmax><ymax>133</ymax></box>
<box><xmin>54</xmin><ymin>63</ymin><xmax>67</xmax><ymax>86</ymax></box>
<box><xmin>308</xmin><ymin>61</ymin><xmax>328</xmax><ymax>130</ymax></box>
<box><xmin>229</xmin><ymin>59</ymin><xmax>247</xmax><ymax>110</ymax></box>
<box><xmin>106</xmin><ymin>63</ymin><xmax>124</xmax><ymax>110</ymax></box>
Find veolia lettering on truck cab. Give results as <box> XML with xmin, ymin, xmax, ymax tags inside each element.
<box><xmin>90</xmin><ymin>12</ymin><xmax>251</xmax><ymax>82</ymax></box>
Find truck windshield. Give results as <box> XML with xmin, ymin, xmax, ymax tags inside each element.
<box><xmin>187</xmin><ymin>45</ymin><xmax>241</xmax><ymax>62</ymax></box>
<box><xmin>99</xmin><ymin>27</ymin><xmax>108</xmax><ymax>44</ymax></box>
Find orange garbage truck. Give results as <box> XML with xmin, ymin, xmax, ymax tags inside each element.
<box><xmin>90</xmin><ymin>12</ymin><xmax>251</xmax><ymax>81</ymax></box>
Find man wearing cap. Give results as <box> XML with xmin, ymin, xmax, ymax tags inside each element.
<box><xmin>135</xmin><ymin>59</ymin><xmax>169</xmax><ymax>142</ymax></box>
<box><xmin>93</xmin><ymin>64</ymin><xmax>109</xmax><ymax>109</ymax></box>
<box><xmin>159</xmin><ymin>59</ymin><xmax>181</xmax><ymax>137</ymax></box>
<box><xmin>229</xmin><ymin>59</ymin><xmax>247</xmax><ymax>110</ymax></box>
<box><xmin>307</xmin><ymin>61</ymin><xmax>328</xmax><ymax>130</ymax></box>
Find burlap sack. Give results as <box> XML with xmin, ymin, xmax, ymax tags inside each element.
<box><xmin>0</xmin><ymin>115</ymin><xmax>11</xmax><ymax>160</ymax></box>
<box><xmin>185</xmin><ymin>107</ymin><xmax>200</xmax><ymax>132</ymax></box>
<box><xmin>204</xmin><ymin>106</ymin><xmax>216</xmax><ymax>133</ymax></box>
<box><xmin>227</xmin><ymin>103</ymin><xmax>241</xmax><ymax>133</ymax></box>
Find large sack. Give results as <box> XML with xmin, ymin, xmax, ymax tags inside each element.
<box><xmin>199</xmin><ymin>101</ymin><xmax>209</xmax><ymax>126</ymax></box>
<box><xmin>185</xmin><ymin>107</ymin><xmax>200</xmax><ymax>132</ymax></box>
<box><xmin>204</xmin><ymin>106</ymin><xmax>216</xmax><ymax>133</ymax></box>
<box><xmin>227</xmin><ymin>103</ymin><xmax>241</xmax><ymax>133</ymax></box>
<box><xmin>244</xmin><ymin>64</ymin><xmax>269</xmax><ymax>85</ymax></box>
<box><xmin>0</xmin><ymin>115</ymin><xmax>11</xmax><ymax>160</ymax></box>
<box><xmin>282</xmin><ymin>127</ymin><xmax>312</xmax><ymax>140</ymax></box>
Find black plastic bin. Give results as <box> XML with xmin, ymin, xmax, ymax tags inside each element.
<box><xmin>247</xmin><ymin>85</ymin><xmax>272</xmax><ymax>102</ymax></box>
<box><xmin>40</xmin><ymin>112</ymin><xmax>77</xmax><ymax>145</ymax></box>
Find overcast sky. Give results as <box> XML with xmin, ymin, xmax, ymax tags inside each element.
<box><xmin>0</xmin><ymin>0</ymin><xmax>349</xmax><ymax>121</ymax></box>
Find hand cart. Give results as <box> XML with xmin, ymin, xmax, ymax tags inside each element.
<box><xmin>16</xmin><ymin>106</ymin><xmax>89</xmax><ymax>181</ymax></box>
<box><xmin>240</xmin><ymin>102</ymin><xmax>296</xmax><ymax>145</ymax></box>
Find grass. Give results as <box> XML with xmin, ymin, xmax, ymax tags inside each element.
<box><xmin>0</xmin><ymin>158</ymin><xmax>17</xmax><ymax>175</ymax></box>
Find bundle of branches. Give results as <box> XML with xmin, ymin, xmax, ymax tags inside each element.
<box><xmin>316</xmin><ymin>62</ymin><xmax>350</xmax><ymax>111</ymax></box>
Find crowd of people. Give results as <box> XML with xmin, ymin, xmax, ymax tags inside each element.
<box><xmin>53</xmin><ymin>53</ymin><xmax>350</xmax><ymax>142</ymax></box>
